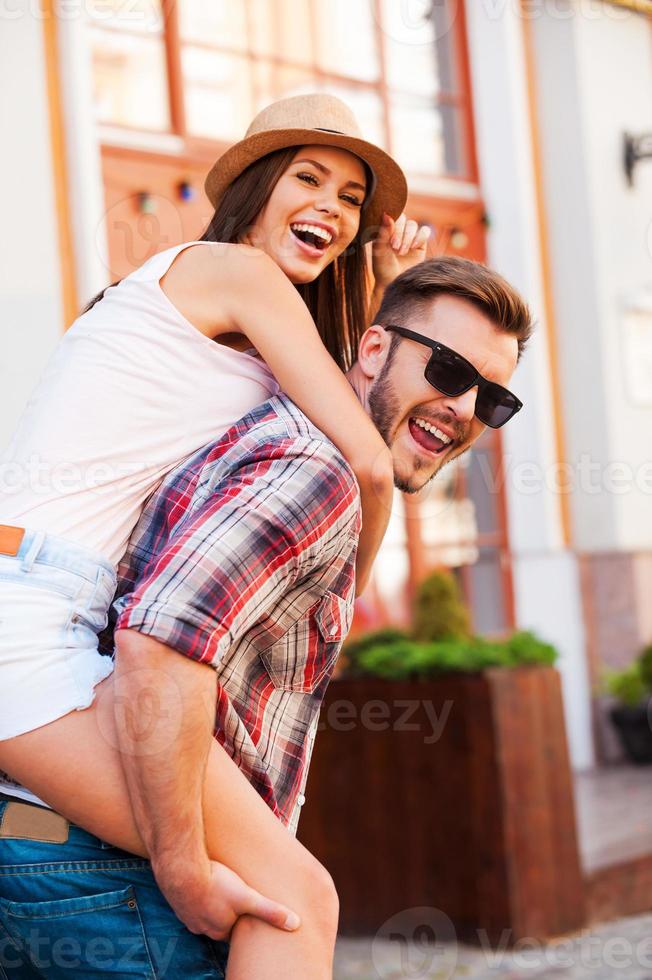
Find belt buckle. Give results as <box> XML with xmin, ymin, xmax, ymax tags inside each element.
<box><xmin>0</xmin><ymin>525</ymin><xmax>25</xmax><ymax>557</ymax></box>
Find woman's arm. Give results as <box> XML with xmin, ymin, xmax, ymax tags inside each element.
<box><xmin>207</xmin><ymin>244</ymin><xmax>396</xmax><ymax>594</ymax></box>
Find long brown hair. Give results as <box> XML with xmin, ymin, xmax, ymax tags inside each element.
<box><xmin>84</xmin><ymin>147</ymin><xmax>372</xmax><ymax>371</ymax></box>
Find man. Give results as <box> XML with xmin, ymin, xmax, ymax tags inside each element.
<box><xmin>0</xmin><ymin>258</ymin><xmax>532</xmax><ymax>978</ymax></box>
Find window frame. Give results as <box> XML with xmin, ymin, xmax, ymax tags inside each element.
<box><xmin>93</xmin><ymin>0</ymin><xmax>478</xmax><ymax>184</ymax></box>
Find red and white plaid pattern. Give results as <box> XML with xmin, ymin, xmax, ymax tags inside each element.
<box><xmin>108</xmin><ymin>396</ymin><xmax>360</xmax><ymax>833</ymax></box>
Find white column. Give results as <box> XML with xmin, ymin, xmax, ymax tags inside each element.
<box><xmin>464</xmin><ymin>0</ymin><xmax>594</xmax><ymax>769</ymax></box>
<box><xmin>56</xmin><ymin>5</ymin><xmax>111</xmax><ymax>308</ymax></box>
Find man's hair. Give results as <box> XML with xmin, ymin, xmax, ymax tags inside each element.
<box><xmin>376</xmin><ymin>256</ymin><xmax>534</xmax><ymax>360</ymax></box>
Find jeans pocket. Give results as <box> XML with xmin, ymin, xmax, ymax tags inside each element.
<box><xmin>69</xmin><ymin>566</ymin><xmax>116</xmax><ymax>635</ymax></box>
<box><xmin>0</xmin><ymin>885</ymin><xmax>155</xmax><ymax>978</ymax></box>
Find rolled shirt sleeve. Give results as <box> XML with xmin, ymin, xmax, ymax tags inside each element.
<box><xmin>114</xmin><ymin>436</ymin><xmax>360</xmax><ymax>664</ymax></box>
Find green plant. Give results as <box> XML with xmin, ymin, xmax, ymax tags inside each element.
<box><xmin>639</xmin><ymin>643</ymin><xmax>652</xmax><ymax>690</ymax></box>
<box><xmin>352</xmin><ymin>638</ymin><xmax>424</xmax><ymax>680</ymax></box>
<box><xmin>605</xmin><ymin>662</ymin><xmax>648</xmax><ymax>708</ymax></box>
<box><xmin>342</xmin><ymin>628</ymin><xmax>410</xmax><ymax>676</ymax></box>
<box><xmin>412</xmin><ymin>570</ymin><xmax>471</xmax><ymax>642</ymax></box>
<box><xmin>504</xmin><ymin>630</ymin><xmax>557</xmax><ymax>667</ymax></box>
<box><xmin>342</xmin><ymin>630</ymin><xmax>558</xmax><ymax>680</ymax></box>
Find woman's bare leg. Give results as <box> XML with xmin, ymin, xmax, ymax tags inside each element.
<box><xmin>0</xmin><ymin>676</ymin><xmax>338</xmax><ymax>979</ymax></box>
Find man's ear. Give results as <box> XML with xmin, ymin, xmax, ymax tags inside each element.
<box><xmin>357</xmin><ymin>325</ymin><xmax>391</xmax><ymax>381</ymax></box>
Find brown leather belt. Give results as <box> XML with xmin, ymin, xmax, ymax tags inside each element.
<box><xmin>0</xmin><ymin>793</ymin><xmax>69</xmax><ymax>843</ymax></box>
<box><xmin>0</xmin><ymin>525</ymin><xmax>25</xmax><ymax>557</ymax></box>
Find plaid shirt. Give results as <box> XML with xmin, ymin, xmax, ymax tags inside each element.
<box><xmin>104</xmin><ymin>395</ymin><xmax>360</xmax><ymax>835</ymax></box>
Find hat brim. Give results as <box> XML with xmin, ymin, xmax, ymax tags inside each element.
<box><xmin>204</xmin><ymin>128</ymin><xmax>407</xmax><ymax>232</ymax></box>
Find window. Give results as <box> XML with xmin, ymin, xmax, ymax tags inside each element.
<box><xmin>88</xmin><ymin>0</ymin><xmax>170</xmax><ymax>131</ymax></box>
<box><xmin>89</xmin><ymin>0</ymin><xmax>476</xmax><ymax>182</ymax></box>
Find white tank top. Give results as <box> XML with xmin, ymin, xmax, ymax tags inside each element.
<box><xmin>0</xmin><ymin>241</ymin><xmax>281</xmax><ymax>566</ymax></box>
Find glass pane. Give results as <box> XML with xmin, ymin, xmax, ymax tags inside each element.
<box><xmin>87</xmin><ymin>0</ymin><xmax>163</xmax><ymax>33</ymax></box>
<box><xmin>389</xmin><ymin>94</ymin><xmax>444</xmax><ymax>176</ymax></box>
<box><xmin>381</xmin><ymin>0</ymin><xmax>439</xmax><ymax>96</ymax></box>
<box><xmin>183</xmin><ymin>49</ymin><xmax>253</xmax><ymax>140</ymax></box>
<box><xmin>417</xmin><ymin>457</ymin><xmax>479</xmax><ymax>567</ymax></box>
<box><xmin>248</xmin><ymin>0</ymin><xmax>315</xmax><ymax>65</ymax></box>
<box><xmin>467</xmin><ymin>549</ymin><xmax>508</xmax><ymax>635</ymax></box>
<box><xmin>179</xmin><ymin>0</ymin><xmax>247</xmax><ymax>49</ymax></box>
<box><xmin>314</xmin><ymin>0</ymin><xmax>379</xmax><ymax>82</ymax></box>
<box><xmin>91</xmin><ymin>27</ymin><xmax>170</xmax><ymax>130</ymax></box>
<box><xmin>466</xmin><ymin>441</ymin><xmax>500</xmax><ymax>537</ymax></box>
<box><xmin>433</xmin><ymin>2</ymin><xmax>459</xmax><ymax>92</ymax></box>
<box><xmin>440</xmin><ymin>103</ymin><xmax>466</xmax><ymax>176</ymax></box>
<box><xmin>252</xmin><ymin>61</ymin><xmax>318</xmax><ymax>109</ymax></box>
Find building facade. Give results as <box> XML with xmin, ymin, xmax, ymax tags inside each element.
<box><xmin>2</xmin><ymin>0</ymin><xmax>651</xmax><ymax>770</ymax></box>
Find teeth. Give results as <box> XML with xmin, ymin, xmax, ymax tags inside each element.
<box><xmin>290</xmin><ymin>223</ymin><xmax>333</xmax><ymax>245</ymax></box>
<box><xmin>413</xmin><ymin>418</ymin><xmax>452</xmax><ymax>444</ymax></box>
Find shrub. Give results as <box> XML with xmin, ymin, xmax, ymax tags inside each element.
<box><xmin>639</xmin><ymin>644</ymin><xmax>652</xmax><ymax>690</ymax></box>
<box><xmin>342</xmin><ymin>628</ymin><xmax>410</xmax><ymax>676</ymax></box>
<box><xmin>601</xmin><ymin>640</ymin><xmax>652</xmax><ymax>707</ymax></box>
<box><xmin>412</xmin><ymin>570</ymin><xmax>471</xmax><ymax>643</ymax></box>
<box><xmin>605</xmin><ymin>662</ymin><xmax>648</xmax><ymax>708</ymax></box>
<box><xmin>343</xmin><ymin>629</ymin><xmax>414</xmax><ymax>677</ymax></box>
<box><xmin>342</xmin><ymin>630</ymin><xmax>558</xmax><ymax>680</ymax></box>
<box><xmin>504</xmin><ymin>630</ymin><xmax>557</xmax><ymax>667</ymax></box>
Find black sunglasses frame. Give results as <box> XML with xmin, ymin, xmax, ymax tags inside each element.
<box><xmin>384</xmin><ymin>324</ymin><xmax>522</xmax><ymax>429</ymax></box>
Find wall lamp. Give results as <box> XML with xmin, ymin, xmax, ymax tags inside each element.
<box><xmin>624</xmin><ymin>131</ymin><xmax>652</xmax><ymax>187</ymax></box>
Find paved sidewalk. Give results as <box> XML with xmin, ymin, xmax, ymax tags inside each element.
<box><xmin>334</xmin><ymin>912</ymin><xmax>652</xmax><ymax>979</ymax></box>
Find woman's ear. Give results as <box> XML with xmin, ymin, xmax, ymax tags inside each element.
<box><xmin>357</xmin><ymin>325</ymin><xmax>392</xmax><ymax>380</ymax></box>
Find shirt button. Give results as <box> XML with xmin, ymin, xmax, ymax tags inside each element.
<box><xmin>329</xmin><ymin>624</ymin><xmax>338</xmax><ymax>637</ymax></box>
<box><xmin>297</xmin><ymin>794</ymin><xmax>306</xmax><ymax>807</ymax></box>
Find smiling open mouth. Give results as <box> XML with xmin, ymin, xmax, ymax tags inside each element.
<box><xmin>290</xmin><ymin>223</ymin><xmax>333</xmax><ymax>252</ymax></box>
<box><xmin>408</xmin><ymin>417</ymin><xmax>454</xmax><ymax>456</ymax></box>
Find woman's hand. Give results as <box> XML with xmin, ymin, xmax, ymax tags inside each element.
<box><xmin>371</xmin><ymin>211</ymin><xmax>432</xmax><ymax>290</ymax></box>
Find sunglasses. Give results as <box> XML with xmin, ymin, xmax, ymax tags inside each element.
<box><xmin>384</xmin><ymin>325</ymin><xmax>522</xmax><ymax>429</ymax></box>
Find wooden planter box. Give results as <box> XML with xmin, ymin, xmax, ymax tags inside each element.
<box><xmin>298</xmin><ymin>666</ymin><xmax>585</xmax><ymax>945</ymax></box>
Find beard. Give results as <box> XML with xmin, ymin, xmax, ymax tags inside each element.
<box><xmin>367</xmin><ymin>354</ymin><xmax>398</xmax><ymax>449</ymax></box>
<box><xmin>368</xmin><ymin>357</ymin><xmax>467</xmax><ymax>494</ymax></box>
<box><xmin>368</xmin><ymin>359</ymin><xmax>432</xmax><ymax>494</ymax></box>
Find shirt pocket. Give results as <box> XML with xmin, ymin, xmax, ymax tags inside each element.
<box><xmin>259</xmin><ymin>590</ymin><xmax>352</xmax><ymax>694</ymax></box>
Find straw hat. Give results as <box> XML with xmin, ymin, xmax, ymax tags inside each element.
<box><xmin>204</xmin><ymin>93</ymin><xmax>407</xmax><ymax>231</ymax></box>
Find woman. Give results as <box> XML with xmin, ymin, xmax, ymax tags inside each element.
<box><xmin>0</xmin><ymin>94</ymin><xmax>429</xmax><ymax>978</ymax></box>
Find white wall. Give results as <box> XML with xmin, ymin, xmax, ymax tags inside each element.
<box><xmin>465</xmin><ymin>0</ymin><xmax>595</xmax><ymax>769</ymax></box>
<box><xmin>530</xmin><ymin>3</ymin><xmax>652</xmax><ymax>552</ymax></box>
<box><xmin>0</xmin><ymin>9</ymin><xmax>64</xmax><ymax>449</ymax></box>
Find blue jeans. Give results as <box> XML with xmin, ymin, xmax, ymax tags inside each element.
<box><xmin>0</xmin><ymin>800</ymin><xmax>229</xmax><ymax>978</ymax></box>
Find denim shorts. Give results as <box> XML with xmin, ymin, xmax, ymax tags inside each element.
<box><xmin>0</xmin><ymin>798</ymin><xmax>228</xmax><ymax>978</ymax></box>
<box><xmin>0</xmin><ymin>530</ymin><xmax>117</xmax><ymax>740</ymax></box>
